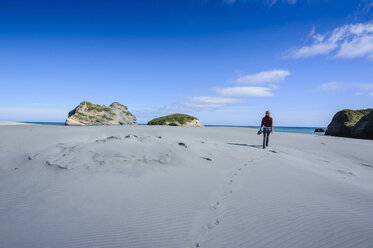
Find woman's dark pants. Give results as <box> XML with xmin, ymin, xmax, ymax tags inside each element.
<box><xmin>263</xmin><ymin>127</ymin><xmax>271</xmax><ymax>148</ymax></box>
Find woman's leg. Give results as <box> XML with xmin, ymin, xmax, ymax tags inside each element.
<box><xmin>263</xmin><ymin>130</ymin><xmax>267</xmax><ymax>148</ymax></box>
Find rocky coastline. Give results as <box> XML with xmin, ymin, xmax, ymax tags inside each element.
<box><xmin>325</xmin><ymin>108</ymin><xmax>373</xmax><ymax>140</ymax></box>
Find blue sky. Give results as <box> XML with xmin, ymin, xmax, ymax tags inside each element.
<box><xmin>0</xmin><ymin>0</ymin><xmax>373</xmax><ymax>126</ymax></box>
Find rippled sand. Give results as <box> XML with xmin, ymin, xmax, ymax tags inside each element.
<box><xmin>0</xmin><ymin>125</ymin><xmax>373</xmax><ymax>248</ymax></box>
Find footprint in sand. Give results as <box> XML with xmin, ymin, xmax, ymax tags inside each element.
<box><xmin>224</xmin><ymin>190</ymin><xmax>233</xmax><ymax>196</ymax></box>
<box><xmin>189</xmin><ymin>242</ymin><xmax>200</xmax><ymax>248</ymax></box>
<box><xmin>360</xmin><ymin>163</ymin><xmax>373</xmax><ymax>168</ymax></box>
<box><xmin>191</xmin><ymin>160</ymin><xmax>253</xmax><ymax>247</ymax></box>
<box><xmin>206</xmin><ymin>220</ymin><xmax>220</xmax><ymax>230</ymax></box>
<box><xmin>27</xmin><ymin>153</ymin><xmax>39</xmax><ymax>160</ymax></box>
<box><xmin>337</xmin><ymin>169</ymin><xmax>355</xmax><ymax>176</ymax></box>
<box><xmin>209</xmin><ymin>201</ymin><xmax>220</xmax><ymax>210</ymax></box>
<box><xmin>244</xmin><ymin>159</ymin><xmax>254</xmax><ymax>166</ymax></box>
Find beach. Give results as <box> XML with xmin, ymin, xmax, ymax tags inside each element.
<box><xmin>0</xmin><ymin>125</ymin><xmax>373</xmax><ymax>248</ymax></box>
<box><xmin>0</xmin><ymin>121</ymin><xmax>34</xmax><ymax>126</ymax></box>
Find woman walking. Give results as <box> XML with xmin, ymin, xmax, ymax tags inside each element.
<box><xmin>260</xmin><ymin>110</ymin><xmax>273</xmax><ymax>149</ymax></box>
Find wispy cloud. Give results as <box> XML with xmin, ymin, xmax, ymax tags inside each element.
<box><xmin>318</xmin><ymin>82</ymin><xmax>344</xmax><ymax>91</ymax></box>
<box><xmin>266</xmin><ymin>0</ymin><xmax>297</xmax><ymax>7</ymax></box>
<box><xmin>144</xmin><ymin>97</ymin><xmax>241</xmax><ymax>115</ymax></box>
<box><xmin>288</xmin><ymin>22</ymin><xmax>373</xmax><ymax>59</ymax></box>
<box><xmin>231</xmin><ymin>70</ymin><xmax>290</xmax><ymax>84</ymax></box>
<box><xmin>317</xmin><ymin>81</ymin><xmax>373</xmax><ymax>96</ymax></box>
<box><xmin>184</xmin><ymin>96</ymin><xmax>240</xmax><ymax>110</ymax></box>
<box><xmin>180</xmin><ymin>69</ymin><xmax>290</xmax><ymax>111</ymax></box>
<box><xmin>215</xmin><ymin>86</ymin><xmax>274</xmax><ymax>97</ymax></box>
<box><xmin>224</xmin><ymin>0</ymin><xmax>297</xmax><ymax>6</ymax></box>
<box><xmin>216</xmin><ymin>69</ymin><xmax>289</xmax><ymax>98</ymax></box>
<box><xmin>360</xmin><ymin>0</ymin><xmax>373</xmax><ymax>12</ymax></box>
<box><xmin>353</xmin><ymin>0</ymin><xmax>373</xmax><ymax>20</ymax></box>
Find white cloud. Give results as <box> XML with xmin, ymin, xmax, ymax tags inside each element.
<box><xmin>129</xmin><ymin>97</ymin><xmax>240</xmax><ymax>117</ymax></box>
<box><xmin>215</xmin><ymin>86</ymin><xmax>274</xmax><ymax>97</ymax></box>
<box><xmin>177</xmin><ymin>69</ymin><xmax>290</xmax><ymax>112</ymax></box>
<box><xmin>178</xmin><ymin>97</ymin><xmax>238</xmax><ymax>111</ymax></box>
<box><xmin>289</xmin><ymin>22</ymin><xmax>373</xmax><ymax>59</ymax></box>
<box><xmin>336</xmin><ymin>34</ymin><xmax>373</xmax><ymax>58</ymax></box>
<box><xmin>231</xmin><ymin>70</ymin><xmax>290</xmax><ymax>84</ymax></box>
<box><xmin>186</xmin><ymin>96</ymin><xmax>240</xmax><ymax>109</ymax></box>
<box><xmin>291</xmin><ymin>42</ymin><xmax>337</xmax><ymax>58</ymax></box>
<box><xmin>354</xmin><ymin>0</ymin><xmax>373</xmax><ymax>18</ymax></box>
<box><xmin>317</xmin><ymin>82</ymin><xmax>344</xmax><ymax>91</ymax></box>
<box><xmin>317</xmin><ymin>81</ymin><xmax>373</xmax><ymax>96</ymax></box>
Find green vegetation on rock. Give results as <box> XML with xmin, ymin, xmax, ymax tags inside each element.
<box><xmin>110</xmin><ymin>102</ymin><xmax>128</xmax><ymax>109</ymax></box>
<box><xmin>326</xmin><ymin>108</ymin><xmax>373</xmax><ymax>139</ymax></box>
<box><xmin>66</xmin><ymin>100</ymin><xmax>137</xmax><ymax>126</ymax></box>
<box><xmin>83</xmin><ymin>101</ymin><xmax>113</xmax><ymax>113</ymax></box>
<box><xmin>147</xmin><ymin>113</ymin><xmax>198</xmax><ymax>125</ymax></box>
<box><xmin>341</xmin><ymin>109</ymin><xmax>373</xmax><ymax>127</ymax></box>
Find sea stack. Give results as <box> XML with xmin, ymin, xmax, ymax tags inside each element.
<box><xmin>147</xmin><ymin>113</ymin><xmax>203</xmax><ymax>127</ymax></box>
<box><xmin>325</xmin><ymin>108</ymin><xmax>373</xmax><ymax>139</ymax></box>
<box><xmin>65</xmin><ymin>101</ymin><xmax>137</xmax><ymax>125</ymax></box>
<box><xmin>351</xmin><ymin>110</ymin><xmax>373</xmax><ymax>139</ymax></box>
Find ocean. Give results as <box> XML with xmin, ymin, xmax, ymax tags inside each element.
<box><xmin>22</xmin><ymin>122</ymin><xmax>326</xmax><ymax>135</ymax></box>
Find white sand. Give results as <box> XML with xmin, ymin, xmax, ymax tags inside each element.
<box><xmin>0</xmin><ymin>121</ymin><xmax>34</xmax><ymax>126</ymax></box>
<box><xmin>0</xmin><ymin>125</ymin><xmax>372</xmax><ymax>248</ymax></box>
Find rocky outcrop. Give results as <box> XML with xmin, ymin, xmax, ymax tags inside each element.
<box><xmin>351</xmin><ymin>110</ymin><xmax>373</xmax><ymax>139</ymax></box>
<box><xmin>65</xmin><ymin>101</ymin><xmax>137</xmax><ymax>126</ymax></box>
<box><xmin>147</xmin><ymin>113</ymin><xmax>203</xmax><ymax>127</ymax></box>
<box><xmin>314</xmin><ymin>128</ymin><xmax>325</xmax><ymax>132</ymax></box>
<box><xmin>325</xmin><ymin>108</ymin><xmax>373</xmax><ymax>139</ymax></box>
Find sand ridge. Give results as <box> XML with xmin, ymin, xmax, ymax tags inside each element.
<box><xmin>0</xmin><ymin>125</ymin><xmax>373</xmax><ymax>248</ymax></box>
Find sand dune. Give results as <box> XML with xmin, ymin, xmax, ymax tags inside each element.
<box><xmin>0</xmin><ymin>125</ymin><xmax>372</xmax><ymax>248</ymax></box>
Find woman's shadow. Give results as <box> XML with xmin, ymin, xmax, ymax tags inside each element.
<box><xmin>227</xmin><ymin>143</ymin><xmax>262</xmax><ymax>149</ymax></box>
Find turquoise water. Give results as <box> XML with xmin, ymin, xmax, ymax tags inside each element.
<box><xmin>24</xmin><ymin>122</ymin><xmax>66</xmax><ymax>126</ymax></box>
<box><xmin>22</xmin><ymin>122</ymin><xmax>326</xmax><ymax>135</ymax></box>
<box><xmin>206</xmin><ymin>125</ymin><xmax>326</xmax><ymax>135</ymax></box>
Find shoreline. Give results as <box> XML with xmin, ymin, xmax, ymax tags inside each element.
<box><xmin>0</xmin><ymin>121</ymin><xmax>36</xmax><ymax>126</ymax></box>
<box><xmin>1</xmin><ymin>121</ymin><xmax>327</xmax><ymax>135</ymax></box>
